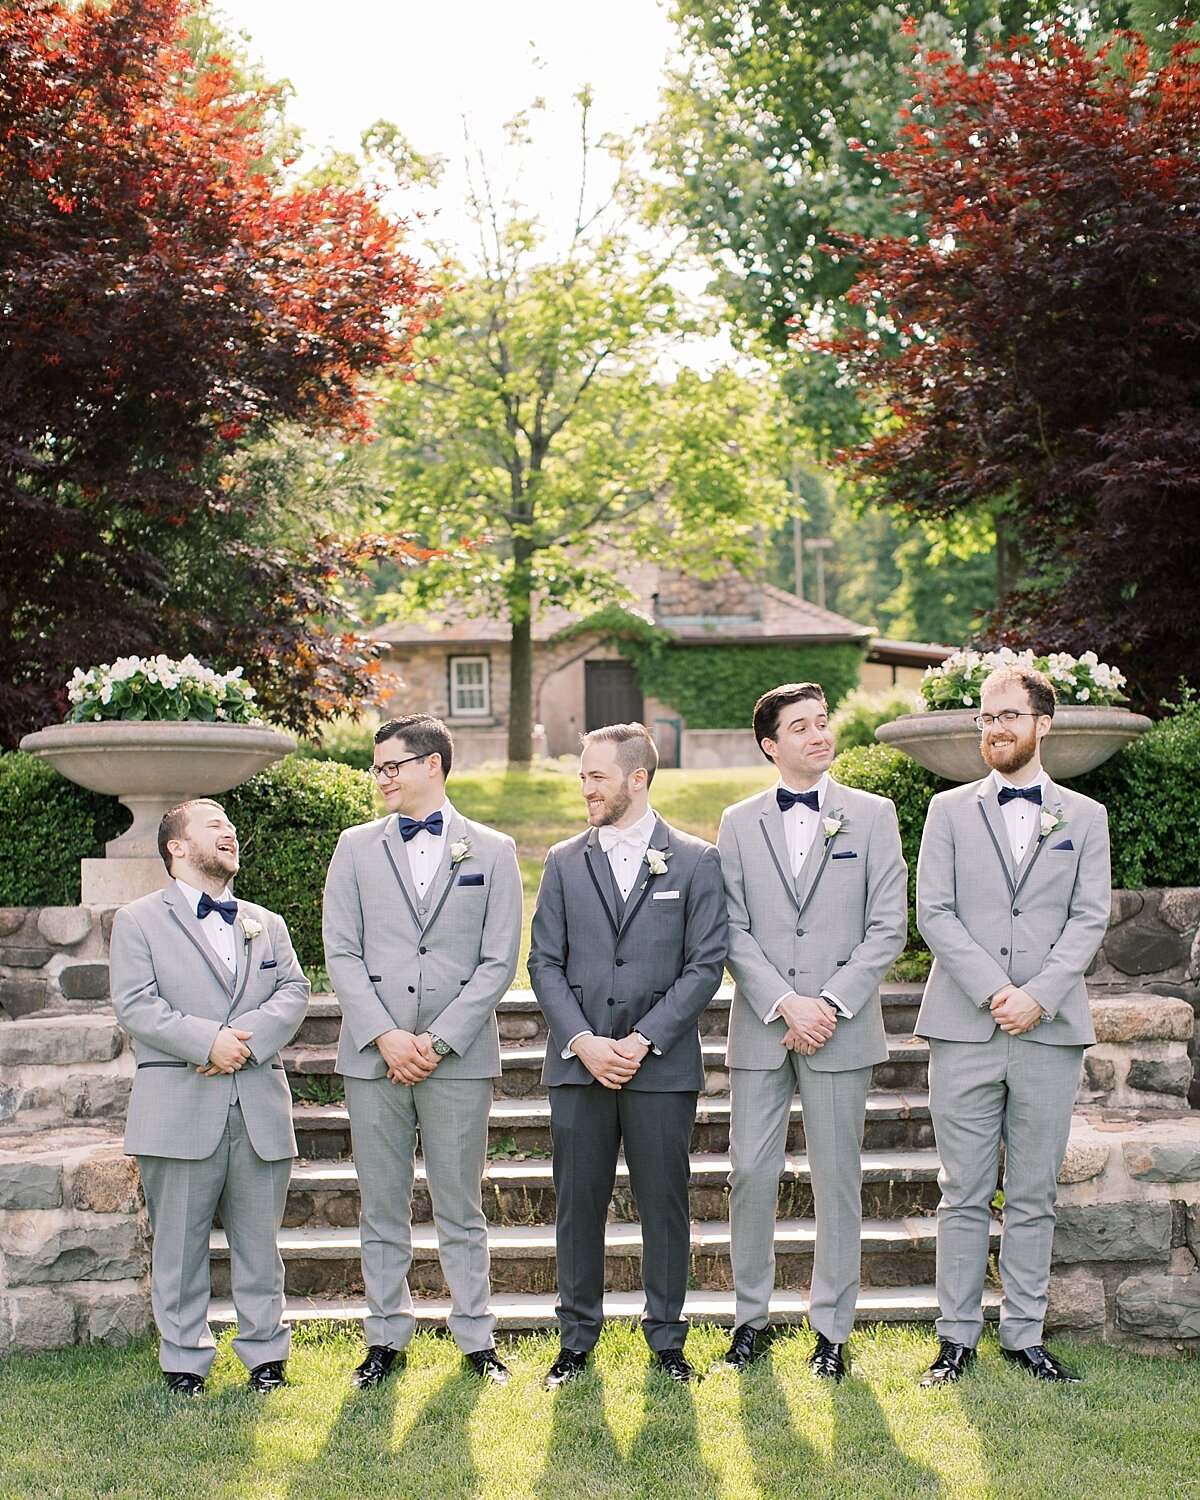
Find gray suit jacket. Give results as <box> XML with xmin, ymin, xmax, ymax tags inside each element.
<box><xmin>323</xmin><ymin>807</ymin><xmax>522</xmax><ymax>1080</ymax></box>
<box><xmin>718</xmin><ymin>779</ymin><xmax>908</xmax><ymax>1072</ymax></box>
<box><xmin>110</xmin><ymin>886</ymin><xmax>310</xmax><ymax>1161</ymax></box>
<box><xmin>915</xmin><ymin>777</ymin><xmax>1110</xmax><ymax>1046</ymax></box>
<box><xmin>528</xmin><ymin>818</ymin><xmax>727</xmax><ymax>1090</ymax></box>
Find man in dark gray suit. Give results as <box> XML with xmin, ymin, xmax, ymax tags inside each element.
<box><xmin>323</xmin><ymin>715</ymin><xmax>522</xmax><ymax>1389</ymax></box>
<box><xmin>916</xmin><ymin>664</ymin><xmax>1110</xmax><ymax>1386</ymax></box>
<box><xmin>529</xmin><ymin>722</ymin><xmax>727</xmax><ymax>1387</ymax></box>
<box><xmin>111</xmin><ymin>799</ymin><xmax>310</xmax><ymax>1396</ymax></box>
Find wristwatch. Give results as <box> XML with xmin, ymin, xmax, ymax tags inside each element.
<box><xmin>428</xmin><ymin>1034</ymin><xmax>453</xmax><ymax>1057</ymax></box>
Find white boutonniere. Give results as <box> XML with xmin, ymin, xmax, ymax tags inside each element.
<box><xmin>239</xmin><ymin>916</ymin><xmax>262</xmax><ymax>942</ymax></box>
<box><xmin>1039</xmin><ymin>807</ymin><xmax>1066</xmax><ymax>840</ymax></box>
<box><xmin>640</xmin><ymin>847</ymin><xmax>672</xmax><ymax>890</ymax></box>
<box><xmin>450</xmin><ymin>838</ymin><xmax>472</xmax><ymax>867</ymax></box>
<box><xmin>823</xmin><ymin>811</ymin><xmax>848</xmax><ymax>841</ymax></box>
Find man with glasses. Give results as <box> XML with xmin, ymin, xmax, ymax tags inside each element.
<box><xmin>323</xmin><ymin>715</ymin><xmax>522</xmax><ymax>1388</ymax></box>
<box><xmin>914</xmin><ymin>665</ymin><xmax>1110</xmax><ymax>1387</ymax></box>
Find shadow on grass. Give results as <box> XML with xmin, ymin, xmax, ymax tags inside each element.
<box><xmin>625</xmin><ymin>1359</ymin><xmax>721</xmax><ymax>1499</ymax></box>
<box><xmin>829</xmin><ymin>1362</ymin><xmax>943</xmax><ymax>1498</ymax></box>
<box><xmin>737</xmin><ymin>1347</ymin><xmax>823</xmax><ymax>1492</ymax></box>
<box><xmin>534</xmin><ymin>1364</ymin><xmax>626</xmax><ymax>1500</ymax></box>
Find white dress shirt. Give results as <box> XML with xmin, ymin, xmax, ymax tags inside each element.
<box><xmin>990</xmin><ymin>768</ymin><xmax>1051</xmax><ymax>864</ymax></box>
<box><xmin>176</xmin><ymin>877</ymin><xmax>237</xmax><ymax>975</ymax></box>
<box><xmin>767</xmin><ymin>773</ymin><xmax>850</xmax><ymax>1020</ymax></box>
<box><xmin>395</xmin><ymin>799</ymin><xmax>454</xmax><ymax>898</ymax></box>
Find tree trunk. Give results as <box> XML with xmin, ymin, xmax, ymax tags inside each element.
<box><xmin>507</xmin><ymin>561</ymin><xmax>534</xmax><ymax>765</ymax></box>
<box><xmin>993</xmin><ymin>505</ymin><xmax>1022</xmax><ymax>607</ymax></box>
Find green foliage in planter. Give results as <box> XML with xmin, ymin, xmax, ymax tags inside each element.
<box><xmin>224</xmin><ymin>757</ymin><xmax>378</xmax><ymax>968</ymax></box>
<box><xmin>624</xmin><ymin>642</ymin><xmax>865</xmax><ymax>730</ymax></box>
<box><xmin>830</xmin><ymin>743</ymin><xmax>951</xmax><ymax>953</ymax></box>
<box><xmin>0</xmin><ymin>753</ymin><xmax>128</xmax><ymax>905</ymax></box>
<box><xmin>830</xmin><ymin>685</ymin><xmax>922</xmax><ymax>752</ymax></box>
<box><xmin>1065</xmin><ymin>692</ymin><xmax>1200</xmax><ymax>889</ymax></box>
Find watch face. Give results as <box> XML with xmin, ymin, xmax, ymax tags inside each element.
<box><xmin>432</xmin><ymin>1037</ymin><xmax>452</xmax><ymax>1056</ymax></box>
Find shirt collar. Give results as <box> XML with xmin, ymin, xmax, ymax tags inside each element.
<box><xmin>777</xmin><ymin>772</ymin><xmax>830</xmax><ymax>807</ymax></box>
<box><xmin>598</xmin><ymin>805</ymin><xmax>658</xmax><ymax>848</ymax></box>
<box><xmin>173</xmin><ymin>876</ymin><xmax>232</xmax><ymax>915</ymax></box>
<box><xmin>989</xmin><ymin>767</ymin><xmax>1049</xmax><ymax>799</ymax></box>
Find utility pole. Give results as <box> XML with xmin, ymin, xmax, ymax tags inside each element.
<box><xmin>805</xmin><ymin>537</ymin><xmax>834</xmax><ymax>611</ymax></box>
<box><xmin>790</xmin><ymin>458</ymin><xmax>804</xmax><ymax>600</ymax></box>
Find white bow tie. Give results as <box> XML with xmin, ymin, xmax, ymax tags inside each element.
<box><xmin>598</xmin><ymin>826</ymin><xmax>643</xmax><ymax>852</ymax></box>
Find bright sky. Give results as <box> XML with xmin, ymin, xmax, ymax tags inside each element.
<box><xmin>210</xmin><ymin>0</ymin><xmax>681</xmax><ymax>260</ymax></box>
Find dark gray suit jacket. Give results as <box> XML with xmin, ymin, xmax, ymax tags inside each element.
<box><xmin>528</xmin><ymin>817</ymin><xmax>727</xmax><ymax>1090</ymax></box>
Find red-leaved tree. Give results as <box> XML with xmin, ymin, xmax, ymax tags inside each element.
<box><xmin>0</xmin><ymin>0</ymin><xmax>441</xmax><ymax>744</ymax></box>
<box><xmin>811</xmin><ymin>27</ymin><xmax>1200</xmax><ymax>710</ymax></box>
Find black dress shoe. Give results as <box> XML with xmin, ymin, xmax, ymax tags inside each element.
<box><xmin>248</xmin><ymin>1360</ymin><xmax>288</xmax><ymax>1393</ymax></box>
<box><xmin>810</xmin><ymin>1333</ymin><xmax>846</xmax><ymax>1381</ymax></box>
<box><xmin>918</xmin><ymin>1339</ymin><xmax>976</xmax><ymax>1388</ymax></box>
<box><xmin>543</xmin><ymin>1348</ymin><xmax>589</xmax><ymax>1389</ymax></box>
<box><xmin>1001</xmin><ymin>1344</ymin><xmax>1082</xmax><ymax>1383</ymax></box>
<box><xmin>164</xmin><ymin>1371</ymin><xmax>205</xmax><ymax>1397</ymax></box>
<box><xmin>351</xmin><ymin>1345</ymin><xmax>404</xmax><ymax>1389</ymax></box>
<box><xmin>710</xmin><ymin>1323</ymin><xmax>764</xmax><ymax>1373</ymax></box>
<box><xmin>465</xmin><ymin>1348</ymin><xmax>511</xmax><ymax>1385</ymax></box>
<box><xmin>655</xmin><ymin>1348</ymin><xmax>697</xmax><ymax>1385</ymax></box>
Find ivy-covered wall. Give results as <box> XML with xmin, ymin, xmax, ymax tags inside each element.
<box><xmin>623</xmin><ymin>642</ymin><xmax>866</xmax><ymax>731</ymax></box>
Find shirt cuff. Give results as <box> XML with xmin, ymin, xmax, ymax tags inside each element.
<box><xmin>564</xmin><ymin>1030</ymin><xmax>593</xmax><ymax>1061</ymax></box>
<box><xmin>634</xmin><ymin>1031</ymin><xmax>662</xmax><ymax>1056</ymax></box>
<box><xmin>765</xmin><ymin>992</ymin><xmax>792</xmax><ymax>1025</ymax></box>
<box><xmin>820</xmin><ymin>990</ymin><xmax>852</xmax><ymax>1019</ymax></box>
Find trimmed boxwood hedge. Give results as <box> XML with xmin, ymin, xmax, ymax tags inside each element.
<box><xmin>0</xmin><ymin>754</ymin><xmax>129</xmax><ymax>907</ymax></box>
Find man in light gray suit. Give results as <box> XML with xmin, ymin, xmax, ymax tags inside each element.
<box><xmin>529</xmin><ymin>722</ymin><xmax>727</xmax><ymax>1387</ymax></box>
<box><xmin>323</xmin><ymin>714</ymin><xmax>521</xmax><ymax>1388</ymax></box>
<box><xmin>713</xmin><ymin>682</ymin><xmax>907</xmax><ymax>1380</ymax></box>
<box><xmin>916</xmin><ymin>664</ymin><xmax>1110</xmax><ymax>1385</ymax></box>
<box><xmin>110</xmin><ymin>798</ymin><xmax>310</xmax><ymax>1396</ymax></box>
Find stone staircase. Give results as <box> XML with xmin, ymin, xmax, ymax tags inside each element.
<box><xmin>210</xmin><ymin>983</ymin><xmax>996</xmax><ymax>1332</ymax></box>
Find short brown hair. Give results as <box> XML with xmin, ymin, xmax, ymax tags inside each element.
<box><xmin>980</xmin><ymin>665</ymin><xmax>1057</xmax><ymax>720</ymax></box>
<box><xmin>157</xmin><ymin>799</ymin><xmax>225</xmax><ymax>872</ymax></box>
<box><xmin>581</xmin><ymin>722</ymin><xmax>659</xmax><ymax>787</ymax></box>
<box><xmin>752</xmin><ymin>683</ymin><xmax>828</xmax><ymax>760</ymax></box>
<box><xmin>376</xmin><ymin>714</ymin><xmax>454</xmax><ymax>778</ymax></box>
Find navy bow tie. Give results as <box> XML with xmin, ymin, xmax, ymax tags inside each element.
<box><xmin>398</xmin><ymin>812</ymin><xmax>444</xmax><ymax>842</ymax></box>
<box><xmin>776</xmin><ymin>787</ymin><xmax>820</xmax><ymax>813</ymax></box>
<box><xmin>998</xmin><ymin>785</ymin><xmax>1042</xmax><ymax>806</ymax></box>
<box><xmin>197</xmin><ymin>892</ymin><xmax>237</xmax><ymax>924</ymax></box>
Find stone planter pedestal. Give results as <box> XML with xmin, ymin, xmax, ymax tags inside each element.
<box><xmin>18</xmin><ymin>721</ymin><xmax>295</xmax><ymax>905</ymax></box>
<box><xmin>875</xmin><ymin>705</ymin><xmax>1151</xmax><ymax>783</ymax></box>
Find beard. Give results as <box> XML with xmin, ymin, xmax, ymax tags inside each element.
<box><xmin>590</xmin><ymin>780</ymin><xmax>633</xmax><ymax>827</ymax></box>
<box><xmin>982</xmin><ymin>733</ymin><xmax>1038</xmax><ymax>775</ymax></box>
<box><xmin>193</xmin><ymin>849</ymin><xmax>240</xmax><ymax>882</ymax></box>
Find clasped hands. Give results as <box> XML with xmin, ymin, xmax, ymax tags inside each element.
<box><xmin>377</xmin><ymin>1028</ymin><xmax>444</xmax><ymax>1084</ymax></box>
<box><xmin>197</xmin><ymin>1027</ymin><xmax>254</xmax><ymax>1076</ymax></box>
<box><xmin>572</xmin><ymin>1032</ymin><xmax>650</xmax><ymax>1091</ymax></box>
<box><xmin>778</xmin><ymin>992</ymin><xmax>837</xmax><ymax>1056</ymax></box>
<box><xmin>989</xmin><ymin>983</ymin><xmax>1045</xmax><ymax>1035</ymax></box>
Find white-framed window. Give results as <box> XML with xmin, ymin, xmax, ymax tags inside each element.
<box><xmin>449</xmin><ymin>655</ymin><xmax>491</xmax><ymax>717</ymax></box>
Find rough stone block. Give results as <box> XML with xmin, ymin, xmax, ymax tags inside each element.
<box><xmin>71</xmin><ymin>1150</ymin><xmax>142</xmax><ymax>1215</ymax></box>
<box><xmin>57</xmin><ymin>962</ymin><xmax>110</xmax><ymax>1002</ymax></box>
<box><xmin>0</xmin><ymin>1214</ymin><xmax>146</xmax><ymax>1285</ymax></box>
<box><xmin>0</xmin><ymin>1081</ymin><xmax>24</xmax><ymax>1123</ymax></box>
<box><xmin>71</xmin><ymin>1280</ymin><xmax>151</xmax><ymax>1346</ymax></box>
<box><xmin>1082</xmin><ymin>1055</ymin><xmax>1115</xmax><ymax>1093</ymax></box>
<box><xmin>1187</xmin><ymin>1204</ymin><xmax>1200</xmax><ymax>1260</ymax></box>
<box><xmin>1045</xmin><ymin>1269</ymin><xmax>1107</xmax><ymax>1333</ymax></box>
<box><xmin>1104</xmin><ymin>920</ymin><xmax>1188</xmax><ymax>977</ymax></box>
<box><xmin>0</xmin><ymin>1289</ymin><xmax>77</xmax><ymax>1355</ymax></box>
<box><xmin>1127</xmin><ymin>1058</ymin><xmax>1193</xmax><ymax>1097</ymax></box>
<box><xmin>1110</xmin><ymin>890</ymin><xmax>1145</xmax><ymax>923</ymax></box>
<box><xmin>0</xmin><ymin>1014</ymin><xmax>124</xmax><ymax>1066</ymax></box>
<box><xmin>0</xmin><ymin>976</ymin><xmax>50</xmax><ymax>1019</ymax></box>
<box><xmin>1123</xmin><ymin>1135</ymin><xmax>1200</xmax><ymax>1183</ymax></box>
<box><xmin>3</xmin><ymin>946</ymin><xmax>54</xmax><ymax>969</ymax></box>
<box><xmin>0</xmin><ymin>908</ymin><xmax>30</xmax><ymax>938</ymax></box>
<box><xmin>1053</xmin><ymin>1202</ymin><xmax>1173</xmax><ymax>1264</ymax></box>
<box><xmin>1116</xmin><ymin>1272</ymin><xmax>1200</xmax><ymax>1339</ymax></box>
<box><xmin>1159</xmin><ymin>889</ymin><xmax>1200</xmax><ymax>934</ymax></box>
<box><xmin>1091</xmin><ymin>994</ymin><xmax>1193</xmax><ymax>1043</ymax></box>
<box><xmin>63</xmin><ymin>1071</ymin><xmax>132</xmax><ymax>1121</ymax></box>
<box><xmin>35</xmin><ymin>908</ymin><xmax>95</xmax><ymax>948</ymax></box>
<box><xmin>1058</xmin><ymin>1135</ymin><xmax>1111</xmax><ymax>1185</ymax></box>
<box><xmin>0</xmin><ymin>1159</ymin><xmax>63</xmax><ymax>1210</ymax></box>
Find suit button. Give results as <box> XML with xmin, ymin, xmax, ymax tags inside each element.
<box><xmin>615</xmin><ymin>958</ymin><xmax>624</xmax><ymax>967</ymax></box>
<box><xmin>1000</xmin><ymin>947</ymin><xmax>1009</xmax><ymax>956</ymax></box>
<box><xmin>796</xmin><ymin>928</ymin><xmax>805</xmax><ymax>938</ymax></box>
<box><xmin>788</xmin><ymin>968</ymin><xmax>795</xmax><ymax>977</ymax></box>
<box><xmin>1013</xmin><ymin>908</ymin><xmax>1020</xmax><ymax>916</ymax></box>
<box><xmin>419</xmin><ymin>946</ymin><xmax>427</xmax><ymax>955</ymax></box>
<box><xmin>407</xmin><ymin>985</ymin><xmax>415</xmax><ymax>994</ymax></box>
<box><xmin>607</xmin><ymin>997</ymin><xmax>615</xmax><ymax>1006</ymax></box>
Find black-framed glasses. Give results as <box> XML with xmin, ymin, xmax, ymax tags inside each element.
<box><xmin>369</xmin><ymin>754</ymin><xmax>427</xmax><ymax>781</ymax></box>
<box><xmin>974</xmin><ymin>711</ymin><xmax>1039</xmax><ymax>729</ymax></box>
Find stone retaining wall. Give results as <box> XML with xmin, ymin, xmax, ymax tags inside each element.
<box><xmin>0</xmin><ymin>906</ymin><xmax>116</xmax><ymax>1021</ymax></box>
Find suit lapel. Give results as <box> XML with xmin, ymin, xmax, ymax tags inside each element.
<box><xmin>583</xmin><ymin>830</ymin><xmax>621</xmax><ymax>940</ymax></box>
<box><xmin>230</xmin><ymin>921</ymin><xmax>253</xmax><ymax>1009</ymax></box>
<box><xmin>421</xmin><ymin>810</ymin><xmax>466</xmax><ymax>936</ymax></box>
<box><xmin>793</xmin><ymin>777</ymin><xmax>842</xmax><ymax>920</ymax></box>
<box><xmin>976</xmin><ymin>783</ymin><xmax>1017</xmax><ymax>897</ymax></box>
<box><xmin>1011</xmin><ymin>778</ymin><xmax>1057</xmax><ymax>903</ymax></box>
<box><xmin>617</xmin><ymin>818</ymin><xmax>668</xmax><ymax>934</ymax></box>
<box><xmin>381</xmin><ymin>817</ymin><xmax>423</xmax><ymax>930</ymax></box>
<box><xmin>164</xmin><ymin>888</ymin><xmax>236</xmax><ymax>996</ymax></box>
<box><xmin>758</xmin><ymin>795</ymin><xmax>800</xmax><ymax>913</ymax></box>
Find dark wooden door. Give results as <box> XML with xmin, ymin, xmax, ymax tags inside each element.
<box><xmin>584</xmin><ymin>660</ymin><xmax>644</xmax><ymax>731</ymax></box>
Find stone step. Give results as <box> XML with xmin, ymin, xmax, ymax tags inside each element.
<box><xmin>209</xmin><ymin>1284</ymin><xmax>1000</xmax><ymax>1334</ymax></box>
<box><xmin>283</xmin><ymin>1036</ymin><xmax>932</xmax><ymax>1100</ymax></box>
<box><xmin>282</xmin><ymin>1149</ymin><xmax>943</xmax><ymax>1230</ymax></box>
<box><xmin>293</xmin><ymin>1090</ymin><xmax>936</xmax><ymax>1161</ymax></box>
<box><xmin>293</xmin><ymin>983</ymin><xmax>927</xmax><ymax>1050</ymax></box>
<box><xmin>210</xmin><ymin>1213</ymin><xmax>977</xmax><ymax>1300</ymax></box>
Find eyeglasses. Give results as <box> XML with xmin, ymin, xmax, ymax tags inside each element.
<box><xmin>974</xmin><ymin>711</ymin><xmax>1040</xmax><ymax>729</ymax></box>
<box><xmin>369</xmin><ymin>754</ymin><xmax>427</xmax><ymax>781</ymax></box>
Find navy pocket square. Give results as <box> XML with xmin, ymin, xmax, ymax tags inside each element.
<box><xmin>1052</xmin><ymin>839</ymin><xmax>1075</xmax><ymax>851</ymax></box>
<box><xmin>259</xmin><ymin>959</ymin><xmax>278</xmax><ymax>969</ymax></box>
<box><xmin>457</xmin><ymin>872</ymin><xmax>485</xmax><ymax>886</ymax></box>
<box><xmin>831</xmin><ymin>850</ymin><xmax>858</xmax><ymax>860</ymax></box>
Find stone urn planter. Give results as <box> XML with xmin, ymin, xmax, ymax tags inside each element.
<box><xmin>874</xmin><ymin>705</ymin><xmax>1152</xmax><ymax>784</ymax></box>
<box><xmin>19</xmin><ymin>720</ymin><xmax>295</xmax><ymax>904</ymax></box>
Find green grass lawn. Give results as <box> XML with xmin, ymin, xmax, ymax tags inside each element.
<box><xmin>1</xmin><ymin>1324</ymin><xmax>1195</xmax><ymax>1500</ymax></box>
<box><xmin>450</xmin><ymin>761</ymin><xmax>776</xmax><ymax>985</ymax></box>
